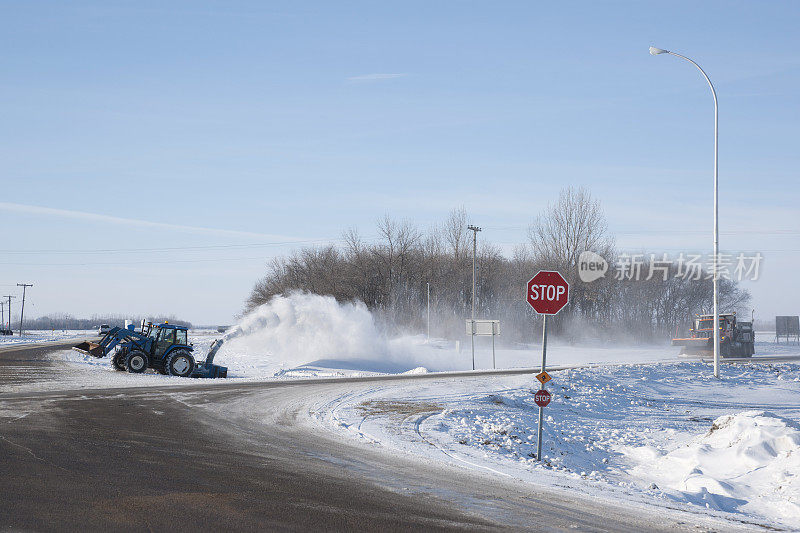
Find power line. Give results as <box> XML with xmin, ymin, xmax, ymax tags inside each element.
<box><xmin>2</xmin><ymin>247</ymin><xmax>799</xmax><ymax>268</ymax></box>
<box><xmin>0</xmin><ymin>239</ymin><xmax>343</xmax><ymax>255</ymax></box>
<box><xmin>0</xmin><ymin>226</ymin><xmax>795</xmax><ymax>257</ymax></box>
<box><xmin>0</xmin><ymin>256</ymin><xmax>274</xmax><ymax>266</ymax></box>
<box><xmin>0</xmin><ymin>235</ymin><xmax>388</xmax><ymax>256</ymax></box>
<box><xmin>482</xmin><ymin>225</ymin><xmax>800</xmax><ymax>236</ymax></box>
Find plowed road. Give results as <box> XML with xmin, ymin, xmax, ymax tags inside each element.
<box><xmin>0</xmin><ymin>342</ymin><xmax>758</xmax><ymax>532</ymax></box>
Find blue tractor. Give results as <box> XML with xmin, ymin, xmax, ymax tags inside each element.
<box><xmin>73</xmin><ymin>322</ymin><xmax>227</xmax><ymax>378</ymax></box>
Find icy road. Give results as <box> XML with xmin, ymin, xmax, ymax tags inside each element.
<box><xmin>0</xmin><ymin>342</ymin><xmax>771</xmax><ymax>531</ymax></box>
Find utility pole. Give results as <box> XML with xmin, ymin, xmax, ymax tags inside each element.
<box><xmin>467</xmin><ymin>225</ymin><xmax>481</xmax><ymax>370</ymax></box>
<box><xmin>3</xmin><ymin>295</ymin><xmax>14</xmax><ymax>333</ymax></box>
<box><xmin>17</xmin><ymin>283</ymin><xmax>33</xmax><ymax>336</ymax></box>
<box><xmin>426</xmin><ymin>282</ymin><xmax>430</xmax><ymax>341</ymax></box>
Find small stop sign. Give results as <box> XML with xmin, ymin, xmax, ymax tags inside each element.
<box><xmin>534</xmin><ymin>389</ymin><xmax>551</xmax><ymax>407</ymax></box>
<box><xmin>526</xmin><ymin>271</ymin><xmax>569</xmax><ymax>315</ymax></box>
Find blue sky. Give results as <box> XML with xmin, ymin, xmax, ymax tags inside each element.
<box><xmin>1</xmin><ymin>1</ymin><xmax>798</xmax><ymax>325</ymax></box>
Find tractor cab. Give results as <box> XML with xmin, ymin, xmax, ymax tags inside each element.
<box><xmin>114</xmin><ymin>322</ymin><xmax>196</xmax><ymax>375</ymax></box>
<box><xmin>145</xmin><ymin>323</ymin><xmax>193</xmax><ymax>359</ymax></box>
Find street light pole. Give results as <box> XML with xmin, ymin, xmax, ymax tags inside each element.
<box><xmin>467</xmin><ymin>225</ymin><xmax>481</xmax><ymax>370</ymax></box>
<box><xmin>650</xmin><ymin>46</ymin><xmax>720</xmax><ymax>378</ymax></box>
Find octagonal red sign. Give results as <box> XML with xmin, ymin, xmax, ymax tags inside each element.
<box><xmin>526</xmin><ymin>270</ymin><xmax>569</xmax><ymax>315</ymax></box>
<box><xmin>533</xmin><ymin>388</ymin><xmax>552</xmax><ymax>407</ymax></box>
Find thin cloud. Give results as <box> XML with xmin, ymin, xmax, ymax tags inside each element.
<box><xmin>347</xmin><ymin>73</ymin><xmax>408</xmax><ymax>82</ymax></box>
<box><xmin>0</xmin><ymin>202</ymin><xmax>306</xmax><ymax>241</ymax></box>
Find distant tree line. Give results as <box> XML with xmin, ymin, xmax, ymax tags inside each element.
<box><xmin>20</xmin><ymin>314</ymin><xmax>192</xmax><ymax>331</ymax></box>
<box><xmin>245</xmin><ymin>187</ymin><xmax>750</xmax><ymax>343</ymax></box>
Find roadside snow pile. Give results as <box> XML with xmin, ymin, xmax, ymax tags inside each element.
<box><xmin>329</xmin><ymin>361</ymin><xmax>800</xmax><ymax>528</ymax></box>
<box><xmin>628</xmin><ymin>411</ymin><xmax>800</xmax><ymax>519</ymax></box>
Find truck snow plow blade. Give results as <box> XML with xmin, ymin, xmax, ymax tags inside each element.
<box><xmin>672</xmin><ymin>337</ymin><xmax>712</xmax><ymax>355</ymax></box>
<box><xmin>72</xmin><ymin>341</ymin><xmax>105</xmax><ymax>358</ymax></box>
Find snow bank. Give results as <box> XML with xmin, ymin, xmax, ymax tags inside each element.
<box><xmin>324</xmin><ymin>361</ymin><xmax>800</xmax><ymax>529</ymax></box>
<box><xmin>629</xmin><ymin>411</ymin><xmax>800</xmax><ymax>519</ymax></box>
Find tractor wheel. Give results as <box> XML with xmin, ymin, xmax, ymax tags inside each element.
<box><xmin>112</xmin><ymin>351</ymin><xmax>126</xmax><ymax>371</ymax></box>
<box><xmin>125</xmin><ymin>350</ymin><xmax>149</xmax><ymax>374</ymax></box>
<box><xmin>166</xmin><ymin>350</ymin><xmax>195</xmax><ymax>377</ymax></box>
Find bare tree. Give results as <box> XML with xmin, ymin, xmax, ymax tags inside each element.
<box><xmin>528</xmin><ymin>187</ymin><xmax>612</xmax><ymax>269</ymax></box>
<box><xmin>443</xmin><ymin>207</ymin><xmax>469</xmax><ymax>261</ymax></box>
<box><xmin>527</xmin><ymin>187</ymin><xmax>614</xmax><ymax>330</ymax></box>
<box><xmin>243</xmin><ymin>192</ymin><xmax>750</xmax><ymax>342</ymax></box>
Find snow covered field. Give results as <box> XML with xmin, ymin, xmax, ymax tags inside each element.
<box><xmin>0</xmin><ymin>329</ymin><xmax>96</xmax><ymax>346</ymax></box>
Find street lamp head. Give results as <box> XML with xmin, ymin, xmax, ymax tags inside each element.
<box><xmin>649</xmin><ymin>46</ymin><xmax>669</xmax><ymax>55</ymax></box>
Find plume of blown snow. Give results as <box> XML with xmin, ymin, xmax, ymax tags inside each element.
<box><xmin>223</xmin><ymin>292</ymin><xmax>386</xmax><ymax>363</ymax></box>
<box><xmin>218</xmin><ymin>292</ymin><xmax>463</xmax><ymax>375</ymax></box>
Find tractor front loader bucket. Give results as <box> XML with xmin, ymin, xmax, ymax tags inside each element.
<box><xmin>72</xmin><ymin>341</ymin><xmax>105</xmax><ymax>358</ymax></box>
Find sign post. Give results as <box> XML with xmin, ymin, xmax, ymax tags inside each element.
<box><xmin>465</xmin><ymin>319</ymin><xmax>500</xmax><ymax>369</ymax></box>
<box><xmin>526</xmin><ymin>270</ymin><xmax>569</xmax><ymax>461</ymax></box>
<box><xmin>537</xmin><ymin>314</ymin><xmax>548</xmax><ymax>461</ymax></box>
<box><xmin>492</xmin><ymin>322</ymin><xmax>496</xmax><ymax>369</ymax></box>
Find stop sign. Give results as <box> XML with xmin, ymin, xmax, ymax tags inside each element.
<box><xmin>526</xmin><ymin>270</ymin><xmax>569</xmax><ymax>315</ymax></box>
<box><xmin>534</xmin><ymin>389</ymin><xmax>551</xmax><ymax>407</ymax></box>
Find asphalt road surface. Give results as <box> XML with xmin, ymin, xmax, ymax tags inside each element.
<box><xmin>0</xmin><ymin>342</ymin><xmax>764</xmax><ymax>532</ymax></box>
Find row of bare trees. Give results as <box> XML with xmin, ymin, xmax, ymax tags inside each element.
<box><xmin>19</xmin><ymin>314</ymin><xmax>193</xmax><ymax>330</ymax></box>
<box><xmin>245</xmin><ymin>188</ymin><xmax>750</xmax><ymax>343</ymax></box>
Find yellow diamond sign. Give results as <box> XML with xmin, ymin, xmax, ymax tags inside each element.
<box><xmin>535</xmin><ymin>371</ymin><xmax>552</xmax><ymax>385</ymax></box>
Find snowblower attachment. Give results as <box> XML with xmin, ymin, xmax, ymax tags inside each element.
<box><xmin>191</xmin><ymin>338</ymin><xmax>228</xmax><ymax>379</ymax></box>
